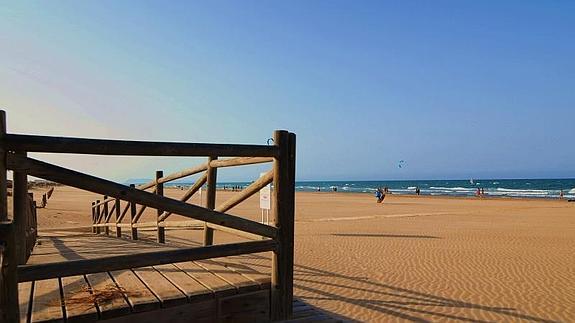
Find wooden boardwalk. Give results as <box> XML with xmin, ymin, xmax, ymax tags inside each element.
<box><xmin>17</xmin><ymin>230</ymin><xmax>341</xmax><ymax>323</ymax></box>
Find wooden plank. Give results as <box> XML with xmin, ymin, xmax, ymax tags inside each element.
<box><xmin>210</xmin><ymin>157</ymin><xmax>273</xmax><ymax>168</ymax></box>
<box><xmin>196</xmin><ymin>260</ymin><xmax>260</xmax><ymax>293</ymax></box>
<box><xmin>218</xmin><ymin>256</ymin><xmax>271</xmax><ymax>288</ymax></box>
<box><xmin>8</xmin><ymin>155</ymin><xmax>278</xmax><ymax>239</ymax></box>
<box><xmin>4</xmin><ymin>134</ymin><xmax>279</xmax><ymax>157</ymax></box>
<box><xmin>218</xmin><ymin>290</ymin><xmax>270</xmax><ymax>323</ymax></box>
<box><xmin>30</xmin><ymin>278</ymin><xmax>64</xmax><ymax>323</ymax></box>
<box><xmin>153</xmin><ymin>264</ymin><xmax>213</xmax><ymax>303</ymax></box>
<box><xmin>18</xmin><ymin>281</ymin><xmax>32</xmax><ymax>323</ymax></box>
<box><xmin>132</xmin><ymin>267</ymin><xmax>187</xmax><ymax>308</ymax></box>
<box><xmin>205</xmin><ymin>223</ymin><xmax>264</xmax><ymax>241</ymax></box>
<box><xmin>103</xmin><ymin>300</ymin><xmax>216</xmax><ymax>323</ymax></box>
<box><xmin>84</xmin><ymin>272</ymin><xmax>130</xmax><ymax>320</ymax></box>
<box><xmin>19</xmin><ymin>240</ymin><xmax>277</xmax><ymax>282</ymax></box>
<box><xmin>60</xmin><ymin>275</ymin><xmax>98</xmax><ymax>322</ymax></box>
<box><xmin>271</xmin><ymin>130</ymin><xmax>296</xmax><ymax>321</ymax></box>
<box><xmin>172</xmin><ymin>261</ymin><xmax>236</xmax><ymax>298</ymax></box>
<box><xmin>109</xmin><ymin>269</ymin><xmax>159</xmax><ymax>313</ymax></box>
<box><xmin>159</xmin><ymin>220</ymin><xmax>203</xmax><ymax>228</ymax></box>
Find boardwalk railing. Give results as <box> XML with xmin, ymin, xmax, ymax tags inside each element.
<box><xmin>0</xmin><ymin>110</ymin><xmax>296</xmax><ymax>322</ymax></box>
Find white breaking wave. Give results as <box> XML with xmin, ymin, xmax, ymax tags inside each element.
<box><xmin>429</xmin><ymin>187</ymin><xmax>474</xmax><ymax>191</ymax></box>
<box><xmin>496</xmin><ymin>188</ymin><xmax>548</xmax><ymax>193</ymax></box>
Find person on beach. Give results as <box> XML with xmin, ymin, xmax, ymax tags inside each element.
<box><xmin>375</xmin><ymin>188</ymin><xmax>385</xmax><ymax>203</ymax></box>
<box><xmin>476</xmin><ymin>188</ymin><xmax>481</xmax><ymax>197</ymax></box>
<box><xmin>416</xmin><ymin>187</ymin><xmax>420</xmax><ymax>195</ymax></box>
<box><xmin>481</xmin><ymin>188</ymin><xmax>485</xmax><ymax>196</ymax></box>
<box><xmin>560</xmin><ymin>190</ymin><xmax>564</xmax><ymax>199</ymax></box>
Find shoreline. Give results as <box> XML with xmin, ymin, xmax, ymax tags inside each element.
<box><xmin>171</xmin><ymin>187</ymin><xmax>569</xmax><ymax>202</ymax></box>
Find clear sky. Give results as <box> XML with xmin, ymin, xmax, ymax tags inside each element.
<box><xmin>1</xmin><ymin>1</ymin><xmax>574</xmax><ymax>182</ymax></box>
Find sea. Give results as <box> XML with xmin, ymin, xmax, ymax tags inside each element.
<box><xmin>164</xmin><ymin>178</ymin><xmax>575</xmax><ymax>200</ymax></box>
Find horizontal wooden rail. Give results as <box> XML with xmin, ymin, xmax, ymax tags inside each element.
<box><xmin>210</xmin><ymin>157</ymin><xmax>273</xmax><ymax>168</ymax></box>
<box><xmin>98</xmin><ymin>220</ymin><xmax>204</xmax><ymax>229</ymax></box>
<box><xmin>205</xmin><ymin>223</ymin><xmax>266</xmax><ymax>241</ymax></box>
<box><xmin>7</xmin><ymin>154</ymin><xmax>277</xmax><ymax>239</ymax></box>
<box><xmin>3</xmin><ymin>134</ymin><xmax>279</xmax><ymax>157</ymax></box>
<box><xmin>17</xmin><ymin>239</ymin><xmax>276</xmax><ymax>282</ymax></box>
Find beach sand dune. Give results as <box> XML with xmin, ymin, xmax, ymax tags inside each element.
<box><xmin>31</xmin><ymin>186</ymin><xmax>575</xmax><ymax>322</ymax></box>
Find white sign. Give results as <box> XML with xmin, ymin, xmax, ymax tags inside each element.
<box><xmin>259</xmin><ymin>173</ymin><xmax>271</xmax><ymax>210</ymax></box>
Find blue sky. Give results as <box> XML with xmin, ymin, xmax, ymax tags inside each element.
<box><xmin>1</xmin><ymin>1</ymin><xmax>573</xmax><ymax>181</ymax></box>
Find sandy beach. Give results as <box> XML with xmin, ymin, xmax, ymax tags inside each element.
<box><xmin>31</xmin><ymin>186</ymin><xmax>575</xmax><ymax>322</ymax></box>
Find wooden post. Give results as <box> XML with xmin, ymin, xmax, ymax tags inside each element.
<box><xmin>91</xmin><ymin>202</ymin><xmax>96</xmax><ymax>233</ymax></box>
<box><xmin>156</xmin><ymin>171</ymin><xmax>165</xmax><ymax>243</ymax></box>
<box><xmin>270</xmin><ymin>130</ymin><xmax>296</xmax><ymax>321</ymax></box>
<box><xmin>95</xmin><ymin>200</ymin><xmax>101</xmax><ymax>234</ymax></box>
<box><xmin>13</xmin><ymin>151</ymin><xmax>28</xmax><ymax>264</ymax></box>
<box><xmin>129</xmin><ymin>184</ymin><xmax>138</xmax><ymax>240</ymax></box>
<box><xmin>0</xmin><ymin>111</ymin><xmax>7</xmax><ymax>222</ymax></box>
<box><xmin>115</xmin><ymin>198</ymin><xmax>121</xmax><ymax>238</ymax></box>
<box><xmin>203</xmin><ymin>156</ymin><xmax>217</xmax><ymax>246</ymax></box>
<box><xmin>33</xmin><ymin>201</ymin><xmax>37</xmax><ymax>241</ymax></box>
<box><xmin>0</xmin><ymin>110</ymin><xmax>19</xmax><ymax>322</ymax></box>
<box><xmin>102</xmin><ymin>196</ymin><xmax>109</xmax><ymax>235</ymax></box>
<box><xmin>28</xmin><ymin>192</ymin><xmax>36</xmax><ymax>257</ymax></box>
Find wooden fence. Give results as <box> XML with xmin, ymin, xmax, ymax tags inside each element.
<box><xmin>0</xmin><ymin>110</ymin><xmax>296</xmax><ymax>322</ymax></box>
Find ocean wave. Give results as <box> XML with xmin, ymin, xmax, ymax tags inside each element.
<box><xmin>407</xmin><ymin>186</ymin><xmax>417</xmax><ymax>190</ymax></box>
<box><xmin>569</xmin><ymin>188</ymin><xmax>575</xmax><ymax>194</ymax></box>
<box><xmin>496</xmin><ymin>187</ymin><xmax>549</xmax><ymax>192</ymax></box>
<box><xmin>430</xmin><ymin>187</ymin><xmax>474</xmax><ymax>191</ymax></box>
<box><xmin>492</xmin><ymin>188</ymin><xmax>554</xmax><ymax>196</ymax></box>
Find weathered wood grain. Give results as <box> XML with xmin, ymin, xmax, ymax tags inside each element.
<box><xmin>3</xmin><ymin>134</ymin><xmax>279</xmax><ymax>157</ymax></box>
